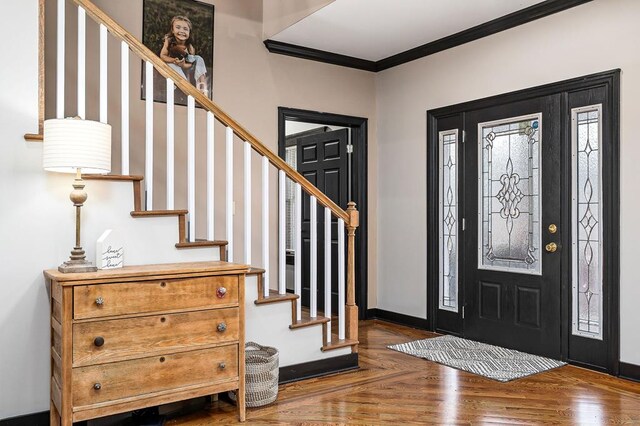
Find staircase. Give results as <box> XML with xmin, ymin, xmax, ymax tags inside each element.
<box><xmin>33</xmin><ymin>0</ymin><xmax>360</xmax><ymax>370</ymax></box>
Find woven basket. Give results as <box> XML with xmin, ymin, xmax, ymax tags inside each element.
<box><xmin>244</xmin><ymin>342</ymin><xmax>279</xmax><ymax>407</ymax></box>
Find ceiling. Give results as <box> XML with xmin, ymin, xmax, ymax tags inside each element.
<box><xmin>270</xmin><ymin>0</ymin><xmax>546</xmax><ymax>62</ymax></box>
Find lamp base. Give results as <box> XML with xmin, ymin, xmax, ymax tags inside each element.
<box><xmin>58</xmin><ymin>259</ymin><xmax>97</xmax><ymax>273</ymax></box>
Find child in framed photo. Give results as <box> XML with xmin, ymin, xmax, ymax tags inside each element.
<box><xmin>142</xmin><ymin>0</ymin><xmax>214</xmax><ymax>105</ymax></box>
<box><xmin>161</xmin><ymin>15</ymin><xmax>209</xmax><ymax>97</ymax></box>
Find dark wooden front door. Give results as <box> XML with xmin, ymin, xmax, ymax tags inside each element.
<box><xmin>462</xmin><ymin>95</ymin><xmax>563</xmax><ymax>358</ymax></box>
<box><xmin>429</xmin><ymin>71</ymin><xmax>620</xmax><ymax>373</ymax></box>
<box><xmin>298</xmin><ymin>129</ymin><xmax>349</xmax><ymax>313</ymax></box>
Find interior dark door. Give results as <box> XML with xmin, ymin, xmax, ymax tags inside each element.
<box><xmin>298</xmin><ymin>129</ymin><xmax>349</xmax><ymax>314</ymax></box>
<box><xmin>463</xmin><ymin>94</ymin><xmax>564</xmax><ymax>358</ymax></box>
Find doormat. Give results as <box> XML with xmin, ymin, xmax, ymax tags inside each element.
<box><xmin>388</xmin><ymin>335</ymin><xmax>566</xmax><ymax>382</ymax></box>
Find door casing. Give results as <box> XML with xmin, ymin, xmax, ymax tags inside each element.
<box><xmin>426</xmin><ymin>70</ymin><xmax>620</xmax><ymax>374</ymax></box>
<box><xmin>278</xmin><ymin>107</ymin><xmax>369</xmax><ymax>319</ymax></box>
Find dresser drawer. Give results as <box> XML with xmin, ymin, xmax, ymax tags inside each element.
<box><xmin>73</xmin><ymin>308</ymin><xmax>239</xmax><ymax>366</ymax></box>
<box><xmin>72</xmin><ymin>345</ymin><xmax>238</xmax><ymax>407</ymax></box>
<box><xmin>73</xmin><ymin>275</ymin><xmax>239</xmax><ymax>319</ymax></box>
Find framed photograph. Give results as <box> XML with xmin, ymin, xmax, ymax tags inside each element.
<box><xmin>141</xmin><ymin>0</ymin><xmax>214</xmax><ymax>105</ymax></box>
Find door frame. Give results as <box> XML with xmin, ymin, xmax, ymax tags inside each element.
<box><xmin>278</xmin><ymin>107</ymin><xmax>369</xmax><ymax>319</ymax></box>
<box><xmin>426</xmin><ymin>69</ymin><xmax>620</xmax><ymax>374</ymax></box>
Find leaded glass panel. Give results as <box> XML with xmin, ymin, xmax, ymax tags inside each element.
<box><xmin>572</xmin><ymin>105</ymin><xmax>603</xmax><ymax>340</ymax></box>
<box><xmin>439</xmin><ymin>130</ymin><xmax>458</xmax><ymax>312</ymax></box>
<box><xmin>478</xmin><ymin>114</ymin><xmax>542</xmax><ymax>274</ymax></box>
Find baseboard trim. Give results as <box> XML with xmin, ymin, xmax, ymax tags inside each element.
<box><xmin>367</xmin><ymin>308</ymin><xmax>429</xmax><ymax>330</ymax></box>
<box><xmin>279</xmin><ymin>353</ymin><xmax>359</xmax><ymax>384</ymax></box>
<box><xmin>619</xmin><ymin>362</ymin><xmax>640</xmax><ymax>382</ymax></box>
<box><xmin>0</xmin><ymin>411</ymin><xmax>49</xmax><ymax>426</ymax></box>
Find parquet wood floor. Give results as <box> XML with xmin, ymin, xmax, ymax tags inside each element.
<box><xmin>165</xmin><ymin>320</ymin><xmax>640</xmax><ymax>425</ymax></box>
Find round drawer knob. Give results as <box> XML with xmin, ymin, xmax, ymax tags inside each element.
<box><xmin>95</xmin><ymin>297</ymin><xmax>104</xmax><ymax>306</ymax></box>
<box><xmin>219</xmin><ymin>362</ymin><xmax>226</xmax><ymax>370</ymax></box>
<box><xmin>217</xmin><ymin>322</ymin><xmax>227</xmax><ymax>332</ymax></box>
<box><xmin>93</xmin><ymin>383</ymin><xmax>101</xmax><ymax>390</ymax></box>
<box><xmin>216</xmin><ymin>287</ymin><xmax>227</xmax><ymax>299</ymax></box>
<box><xmin>94</xmin><ymin>336</ymin><xmax>105</xmax><ymax>347</ymax></box>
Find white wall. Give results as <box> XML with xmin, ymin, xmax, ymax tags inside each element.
<box><xmin>376</xmin><ymin>0</ymin><xmax>640</xmax><ymax>364</ymax></box>
<box><xmin>0</xmin><ymin>1</ymin><xmax>53</xmax><ymax>419</ymax></box>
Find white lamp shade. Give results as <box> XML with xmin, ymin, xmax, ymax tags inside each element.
<box><xmin>43</xmin><ymin>118</ymin><xmax>112</xmax><ymax>174</ymax></box>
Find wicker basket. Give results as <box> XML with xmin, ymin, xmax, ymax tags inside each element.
<box><xmin>244</xmin><ymin>342</ymin><xmax>279</xmax><ymax>407</ymax></box>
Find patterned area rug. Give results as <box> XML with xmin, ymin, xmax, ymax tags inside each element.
<box><xmin>388</xmin><ymin>335</ymin><xmax>566</xmax><ymax>382</ymax></box>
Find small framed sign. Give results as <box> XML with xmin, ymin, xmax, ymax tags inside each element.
<box><xmin>96</xmin><ymin>229</ymin><xmax>124</xmax><ymax>270</ymax></box>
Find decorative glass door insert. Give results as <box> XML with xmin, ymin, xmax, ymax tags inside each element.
<box><xmin>478</xmin><ymin>113</ymin><xmax>542</xmax><ymax>274</ymax></box>
<box><xmin>571</xmin><ymin>104</ymin><xmax>603</xmax><ymax>339</ymax></box>
<box><xmin>439</xmin><ymin>129</ymin><xmax>458</xmax><ymax>312</ymax></box>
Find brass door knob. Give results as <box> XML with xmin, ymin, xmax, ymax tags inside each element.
<box><xmin>545</xmin><ymin>242</ymin><xmax>558</xmax><ymax>253</ymax></box>
<box><xmin>548</xmin><ymin>224</ymin><xmax>558</xmax><ymax>234</ymax></box>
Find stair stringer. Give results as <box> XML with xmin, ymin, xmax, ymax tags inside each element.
<box><xmin>244</xmin><ymin>275</ymin><xmax>350</xmax><ymax>367</ymax></box>
<box><xmin>80</xmin><ymin>180</ymin><xmax>221</xmax><ymax>265</ymax></box>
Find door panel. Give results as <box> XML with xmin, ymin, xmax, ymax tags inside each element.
<box><xmin>567</xmin><ymin>86</ymin><xmax>611</xmax><ymax>370</ymax></box>
<box><xmin>463</xmin><ymin>95</ymin><xmax>563</xmax><ymax>358</ymax></box>
<box><xmin>434</xmin><ymin>114</ymin><xmax>464</xmax><ymax>335</ymax></box>
<box><xmin>298</xmin><ymin>129</ymin><xmax>349</xmax><ymax>314</ymax></box>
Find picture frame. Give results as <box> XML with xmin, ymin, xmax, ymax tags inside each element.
<box><xmin>141</xmin><ymin>0</ymin><xmax>215</xmax><ymax>106</ymax></box>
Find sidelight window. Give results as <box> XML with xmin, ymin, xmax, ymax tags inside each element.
<box><xmin>439</xmin><ymin>130</ymin><xmax>458</xmax><ymax>312</ymax></box>
<box><xmin>572</xmin><ymin>105</ymin><xmax>603</xmax><ymax>340</ymax></box>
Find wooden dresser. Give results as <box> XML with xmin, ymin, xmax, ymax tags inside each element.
<box><xmin>44</xmin><ymin>261</ymin><xmax>248</xmax><ymax>425</ymax></box>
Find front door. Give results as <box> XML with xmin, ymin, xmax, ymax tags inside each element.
<box><xmin>298</xmin><ymin>129</ymin><xmax>349</xmax><ymax>313</ymax></box>
<box><xmin>429</xmin><ymin>71</ymin><xmax>620</xmax><ymax>373</ymax></box>
<box><xmin>463</xmin><ymin>95</ymin><xmax>563</xmax><ymax>358</ymax></box>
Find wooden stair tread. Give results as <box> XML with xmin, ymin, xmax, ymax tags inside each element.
<box><xmin>322</xmin><ymin>338</ymin><xmax>359</xmax><ymax>352</ymax></box>
<box><xmin>255</xmin><ymin>290</ymin><xmax>298</xmax><ymax>305</ymax></box>
<box><xmin>175</xmin><ymin>240</ymin><xmax>227</xmax><ymax>248</ymax></box>
<box><xmin>289</xmin><ymin>315</ymin><xmax>330</xmax><ymax>330</ymax></box>
<box><xmin>84</xmin><ymin>174</ymin><xmax>144</xmax><ymax>181</ymax></box>
<box><xmin>131</xmin><ymin>210</ymin><xmax>188</xmax><ymax>217</ymax></box>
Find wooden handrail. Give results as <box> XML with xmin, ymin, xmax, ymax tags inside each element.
<box><xmin>72</xmin><ymin>0</ymin><xmax>351</xmax><ymax>224</ymax></box>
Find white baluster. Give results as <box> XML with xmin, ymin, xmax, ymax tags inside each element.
<box><xmin>120</xmin><ymin>42</ymin><xmax>129</xmax><ymax>175</ymax></box>
<box><xmin>325</xmin><ymin>207</ymin><xmax>332</xmax><ymax>343</ymax></box>
<box><xmin>262</xmin><ymin>157</ymin><xmax>269</xmax><ymax>298</ymax></box>
<box><xmin>145</xmin><ymin>61</ymin><xmax>153</xmax><ymax>209</ymax></box>
<box><xmin>294</xmin><ymin>183</ymin><xmax>302</xmax><ymax>321</ymax></box>
<box><xmin>56</xmin><ymin>0</ymin><xmax>65</xmax><ymax>118</ymax></box>
<box><xmin>187</xmin><ymin>95</ymin><xmax>195</xmax><ymax>242</ymax></box>
<box><xmin>99</xmin><ymin>24</ymin><xmax>107</xmax><ymax>123</ymax></box>
<box><xmin>77</xmin><ymin>7</ymin><xmax>86</xmax><ymax>119</ymax></box>
<box><xmin>226</xmin><ymin>127</ymin><xmax>234</xmax><ymax>262</ymax></box>
<box><xmin>166</xmin><ymin>79</ymin><xmax>174</xmax><ymax>209</ymax></box>
<box><xmin>207</xmin><ymin>112</ymin><xmax>215</xmax><ymax>241</ymax></box>
<box><xmin>278</xmin><ymin>170</ymin><xmax>286</xmax><ymax>295</ymax></box>
<box><xmin>338</xmin><ymin>218</ymin><xmax>345</xmax><ymax>340</ymax></box>
<box><xmin>310</xmin><ymin>196</ymin><xmax>317</xmax><ymax>318</ymax></box>
<box><xmin>244</xmin><ymin>142</ymin><xmax>252</xmax><ymax>264</ymax></box>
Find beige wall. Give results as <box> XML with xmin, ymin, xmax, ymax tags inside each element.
<box><xmin>45</xmin><ymin>0</ymin><xmax>378</xmax><ymax>307</ymax></box>
<box><xmin>376</xmin><ymin>0</ymin><xmax>639</xmax><ymax>364</ymax></box>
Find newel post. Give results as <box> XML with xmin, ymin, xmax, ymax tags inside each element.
<box><xmin>346</xmin><ymin>202</ymin><xmax>359</xmax><ymax>347</ymax></box>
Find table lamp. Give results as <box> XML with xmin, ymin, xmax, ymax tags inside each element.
<box><xmin>43</xmin><ymin>118</ymin><xmax>112</xmax><ymax>273</ymax></box>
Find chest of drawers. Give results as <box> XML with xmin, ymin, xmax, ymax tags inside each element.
<box><xmin>44</xmin><ymin>261</ymin><xmax>248</xmax><ymax>425</ymax></box>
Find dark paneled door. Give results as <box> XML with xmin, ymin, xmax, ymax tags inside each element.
<box><xmin>297</xmin><ymin>129</ymin><xmax>349</xmax><ymax>314</ymax></box>
<box><xmin>463</xmin><ymin>95</ymin><xmax>563</xmax><ymax>358</ymax></box>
